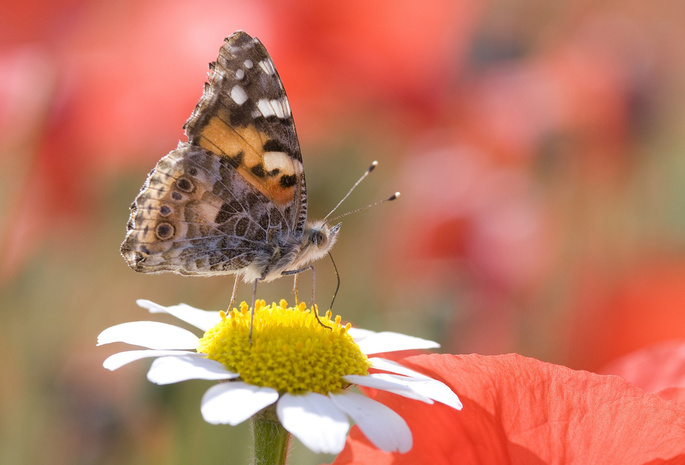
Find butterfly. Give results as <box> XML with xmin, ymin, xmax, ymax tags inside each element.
<box><xmin>120</xmin><ymin>31</ymin><xmax>343</xmax><ymax>310</ymax></box>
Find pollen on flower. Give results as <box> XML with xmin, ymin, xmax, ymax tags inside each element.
<box><xmin>196</xmin><ymin>300</ymin><xmax>371</xmax><ymax>394</ymax></box>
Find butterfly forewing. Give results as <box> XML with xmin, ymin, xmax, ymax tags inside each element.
<box><xmin>121</xmin><ymin>31</ymin><xmax>308</xmax><ymax>280</ymax></box>
<box><xmin>185</xmin><ymin>32</ymin><xmax>307</xmax><ymax>233</ymax></box>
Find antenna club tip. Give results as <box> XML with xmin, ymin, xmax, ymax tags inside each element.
<box><xmin>388</xmin><ymin>192</ymin><xmax>401</xmax><ymax>201</ymax></box>
<box><xmin>367</xmin><ymin>161</ymin><xmax>378</xmax><ymax>172</ymax></box>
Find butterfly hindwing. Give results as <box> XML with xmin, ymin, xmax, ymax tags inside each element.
<box><xmin>121</xmin><ymin>143</ymin><xmax>294</xmax><ymax>275</ymax></box>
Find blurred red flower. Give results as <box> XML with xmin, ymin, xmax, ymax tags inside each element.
<box><xmin>334</xmin><ymin>353</ymin><xmax>685</xmax><ymax>464</ymax></box>
<box><xmin>0</xmin><ymin>0</ymin><xmax>270</xmax><ymax>277</ymax></box>
<box><xmin>569</xmin><ymin>262</ymin><xmax>685</xmax><ymax>371</ymax></box>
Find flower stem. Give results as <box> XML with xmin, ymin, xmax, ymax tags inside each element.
<box><xmin>251</xmin><ymin>412</ymin><xmax>291</xmax><ymax>465</ymax></box>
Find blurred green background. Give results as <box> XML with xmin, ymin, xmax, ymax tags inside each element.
<box><xmin>3</xmin><ymin>1</ymin><xmax>685</xmax><ymax>464</ymax></box>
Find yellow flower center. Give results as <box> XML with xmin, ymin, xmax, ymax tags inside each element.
<box><xmin>197</xmin><ymin>300</ymin><xmax>371</xmax><ymax>395</ymax></box>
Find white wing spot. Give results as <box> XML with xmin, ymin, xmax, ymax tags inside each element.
<box><xmin>235</xmin><ymin>69</ymin><xmax>245</xmax><ymax>80</ymax></box>
<box><xmin>244</xmin><ymin>59</ymin><xmax>253</xmax><ymax>69</ymax></box>
<box><xmin>230</xmin><ymin>85</ymin><xmax>249</xmax><ymax>105</ymax></box>
<box><xmin>259</xmin><ymin>59</ymin><xmax>276</xmax><ymax>76</ymax></box>
<box><xmin>264</xmin><ymin>151</ymin><xmax>295</xmax><ymax>175</ymax></box>
<box><xmin>227</xmin><ymin>43</ymin><xmax>242</xmax><ymax>53</ymax></box>
<box><xmin>257</xmin><ymin>98</ymin><xmax>291</xmax><ymax>119</ymax></box>
<box><xmin>257</xmin><ymin>99</ymin><xmax>275</xmax><ymax>118</ymax></box>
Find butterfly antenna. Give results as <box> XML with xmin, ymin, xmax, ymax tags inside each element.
<box><xmin>326</xmin><ymin>191</ymin><xmax>400</xmax><ymax>224</ymax></box>
<box><xmin>323</xmin><ymin>161</ymin><xmax>379</xmax><ymax>222</ymax></box>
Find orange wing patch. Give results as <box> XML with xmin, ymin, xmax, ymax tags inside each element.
<box><xmin>196</xmin><ymin>110</ymin><xmax>299</xmax><ymax>206</ymax></box>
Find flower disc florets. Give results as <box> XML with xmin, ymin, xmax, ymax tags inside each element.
<box><xmin>197</xmin><ymin>300</ymin><xmax>371</xmax><ymax>394</ymax></box>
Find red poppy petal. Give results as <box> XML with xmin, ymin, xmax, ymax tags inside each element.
<box><xmin>600</xmin><ymin>340</ymin><xmax>685</xmax><ymax>406</ymax></box>
<box><xmin>334</xmin><ymin>353</ymin><xmax>685</xmax><ymax>465</ymax></box>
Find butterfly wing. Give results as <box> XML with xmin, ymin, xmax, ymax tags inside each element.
<box><xmin>120</xmin><ymin>31</ymin><xmax>307</xmax><ymax>279</ymax></box>
<box><xmin>185</xmin><ymin>31</ymin><xmax>307</xmax><ymax>236</ymax></box>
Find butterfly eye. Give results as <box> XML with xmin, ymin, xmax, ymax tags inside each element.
<box><xmin>311</xmin><ymin>230</ymin><xmax>327</xmax><ymax>247</ymax></box>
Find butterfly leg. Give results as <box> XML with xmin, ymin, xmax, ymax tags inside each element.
<box><xmin>292</xmin><ymin>273</ymin><xmax>300</xmax><ymax>305</ymax></box>
<box><xmin>282</xmin><ymin>266</ymin><xmax>331</xmax><ymax>330</ymax></box>
<box><xmin>227</xmin><ymin>275</ymin><xmax>240</xmax><ymax>312</ymax></box>
<box><xmin>249</xmin><ymin>278</ymin><xmax>260</xmax><ymax>343</ymax></box>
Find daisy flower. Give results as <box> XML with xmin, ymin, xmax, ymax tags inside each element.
<box><xmin>97</xmin><ymin>299</ymin><xmax>462</xmax><ymax>459</ymax></box>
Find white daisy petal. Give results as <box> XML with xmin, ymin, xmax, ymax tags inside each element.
<box><xmin>201</xmin><ymin>382</ymin><xmax>279</xmax><ymax>425</ymax></box>
<box><xmin>137</xmin><ymin>299</ymin><xmax>221</xmax><ymax>331</ymax></box>
<box><xmin>344</xmin><ymin>374</ymin><xmax>434</xmax><ymax>403</ymax></box>
<box><xmin>329</xmin><ymin>391</ymin><xmax>412</xmax><ymax>453</ymax></box>
<box><xmin>393</xmin><ymin>375</ymin><xmax>462</xmax><ymax>410</ymax></box>
<box><xmin>103</xmin><ymin>349</ymin><xmax>197</xmax><ymax>370</ymax></box>
<box><xmin>147</xmin><ymin>355</ymin><xmax>238</xmax><ymax>384</ymax></box>
<box><xmin>277</xmin><ymin>393</ymin><xmax>350</xmax><ymax>454</ymax></box>
<box><xmin>360</xmin><ymin>373</ymin><xmax>462</xmax><ymax>410</ymax></box>
<box><xmin>353</xmin><ymin>331</ymin><xmax>439</xmax><ymax>355</ymax></box>
<box><xmin>347</xmin><ymin>327</ymin><xmax>375</xmax><ymax>341</ymax></box>
<box><xmin>97</xmin><ymin>321</ymin><xmax>199</xmax><ymax>349</ymax></box>
<box><xmin>369</xmin><ymin>357</ymin><xmax>433</xmax><ymax>379</ymax></box>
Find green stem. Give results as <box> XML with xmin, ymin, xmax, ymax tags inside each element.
<box><xmin>251</xmin><ymin>411</ymin><xmax>291</xmax><ymax>465</ymax></box>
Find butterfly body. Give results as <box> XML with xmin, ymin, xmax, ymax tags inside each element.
<box><xmin>121</xmin><ymin>31</ymin><xmax>340</xmax><ymax>285</ymax></box>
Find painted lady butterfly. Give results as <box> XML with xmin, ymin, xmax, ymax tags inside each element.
<box><xmin>121</xmin><ymin>31</ymin><xmax>342</xmax><ymax>307</ymax></box>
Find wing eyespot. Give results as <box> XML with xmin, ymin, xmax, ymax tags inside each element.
<box><xmin>155</xmin><ymin>222</ymin><xmax>175</xmax><ymax>240</ymax></box>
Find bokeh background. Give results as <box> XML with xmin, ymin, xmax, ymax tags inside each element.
<box><xmin>3</xmin><ymin>1</ymin><xmax>685</xmax><ymax>464</ymax></box>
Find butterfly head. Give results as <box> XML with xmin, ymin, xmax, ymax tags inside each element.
<box><xmin>297</xmin><ymin>221</ymin><xmax>341</xmax><ymax>265</ymax></box>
